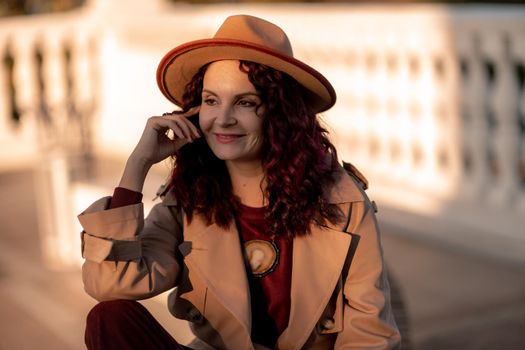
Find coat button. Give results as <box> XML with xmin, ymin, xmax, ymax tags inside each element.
<box><xmin>187</xmin><ymin>308</ymin><xmax>203</xmax><ymax>322</ymax></box>
<box><xmin>320</xmin><ymin>317</ymin><xmax>335</xmax><ymax>330</ymax></box>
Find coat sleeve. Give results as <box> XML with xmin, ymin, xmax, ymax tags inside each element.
<box><xmin>78</xmin><ymin>196</ymin><xmax>183</xmax><ymax>301</ymax></box>
<box><xmin>335</xmin><ymin>200</ymin><xmax>402</xmax><ymax>349</ymax></box>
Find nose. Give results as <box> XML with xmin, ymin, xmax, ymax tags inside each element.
<box><xmin>215</xmin><ymin>106</ymin><xmax>237</xmax><ymax>127</ymax></box>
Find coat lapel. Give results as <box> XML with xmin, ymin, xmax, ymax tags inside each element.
<box><xmin>277</xmin><ymin>224</ymin><xmax>353</xmax><ymax>349</ymax></box>
<box><xmin>183</xmin><ymin>215</ymin><xmax>252</xmax><ymax>339</ymax></box>
<box><xmin>277</xmin><ymin>166</ymin><xmax>361</xmax><ymax>349</ymax></box>
<box><xmin>173</xmin><ymin>164</ymin><xmax>362</xmax><ymax>349</ymax></box>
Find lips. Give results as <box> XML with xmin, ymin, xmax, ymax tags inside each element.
<box><xmin>214</xmin><ymin>133</ymin><xmax>245</xmax><ymax>144</ymax></box>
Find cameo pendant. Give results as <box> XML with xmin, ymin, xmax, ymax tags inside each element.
<box><xmin>244</xmin><ymin>239</ymin><xmax>280</xmax><ymax>278</ymax></box>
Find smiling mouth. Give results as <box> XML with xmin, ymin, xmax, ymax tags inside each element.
<box><xmin>214</xmin><ymin>133</ymin><xmax>245</xmax><ymax>143</ymax></box>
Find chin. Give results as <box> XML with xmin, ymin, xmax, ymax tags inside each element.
<box><xmin>210</xmin><ymin>150</ymin><xmax>238</xmax><ymax>161</ymax></box>
<box><xmin>208</xmin><ymin>145</ymin><xmax>240</xmax><ymax>160</ymax></box>
<box><xmin>211</xmin><ymin>151</ymin><xmax>257</xmax><ymax>163</ymax></box>
<box><xmin>208</xmin><ymin>144</ymin><xmax>261</xmax><ymax>163</ymax></box>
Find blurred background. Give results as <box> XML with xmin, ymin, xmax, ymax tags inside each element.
<box><xmin>1</xmin><ymin>0</ymin><xmax>524</xmax><ymax>349</ymax></box>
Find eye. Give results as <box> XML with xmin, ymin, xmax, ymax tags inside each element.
<box><xmin>202</xmin><ymin>97</ymin><xmax>217</xmax><ymax>106</ymax></box>
<box><xmin>237</xmin><ymin>99</ymin><xmax>257</xmax><ymax>108</ymax></box>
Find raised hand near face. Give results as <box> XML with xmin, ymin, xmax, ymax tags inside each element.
<box><xmin>119</xmin><ymin>106</ymin><xmax>201</xmax><ymax>192</ymax></box>
<box><xmin>132</xmin><ymin>106</ymin><xmax>201</xmax><ymax>167</ymax></box>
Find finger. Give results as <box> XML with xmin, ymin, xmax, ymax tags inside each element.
<box><xmin>150</xmin><ymin>116</ymin><xmax>189</xmax><ymax>141</ymax></box>
<box><xmin>190</xmin><ymin>120</ymin><xmax>201</xmax><ymax>138</ymax></box>
<box><xmin>179</xmin><ymin>115</ymin><xmax>201</xmax><ymax>139</ymax></box>
<box><xmin>160</xmin><ymin>133</ymin><xmax>188</xmax><ymax>152</ymax></box>
<box><xmin>172</xmin><ymin>118</ymin><xmax>194</xmax><ymax>141</ymax></box>
<box><xmin>181</xmin><ymin>107</ymin><xmax>201</xmax><ymax>138</ymax></box>
<box><xmin>169</xmin><ymin>122</ymin><xmax>187</xmax><ymax>140</ymax></box>
<box><xmin>164</xmin><ymin>112</ymin><xmax>201</xmax><ymax>139</ymax></box>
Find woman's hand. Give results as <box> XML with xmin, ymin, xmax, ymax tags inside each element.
<box><xmin>131</xmin><ymin>106</ymin><xmax>201</xmax><ymax>166</ymax></box>
<box><xmin>119</xmin><ymin>106</ymin><xmax>201</xmax><ymax>192</ymax></box>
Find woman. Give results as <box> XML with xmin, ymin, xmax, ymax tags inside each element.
<box><xmin>80</xmin><ymin>15</ymin><xmax>401</xmax><ymax>350</ymax></box>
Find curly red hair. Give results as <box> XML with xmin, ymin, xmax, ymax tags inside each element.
<box><xmin>170</xmin><ymin>61</ymin><xmax>342</xmax><ymax>237</ymax></box>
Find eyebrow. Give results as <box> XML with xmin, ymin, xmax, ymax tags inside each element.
<box><xmin>201</xmin><ymin>89</ymin><xmax>260</xmax><ymax>99</ymax></box>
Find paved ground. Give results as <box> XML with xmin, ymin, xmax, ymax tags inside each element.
<box><xmin>381</xmin><ymin>227</ymin><xmax>525</xmax><ymax>350</ymax></box>
<box><xmin>0</xmin><ymin>169</ymin><xmax>524</xmax><ymax>349</ymax></box>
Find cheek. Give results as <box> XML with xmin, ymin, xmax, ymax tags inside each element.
<box><xmin>250</xmin><ymin>118</ymin><xmax>264</xmax><ymax>137</ymax></box>
<box><xmin>239</xmin><ymin>110</ymin><xmax>264</xmax><ymax>134</ymax></box>
<box><xmin>198</xmin><ymin>111</ymin><xmax>212</xmax><ymax>132</ymax></box>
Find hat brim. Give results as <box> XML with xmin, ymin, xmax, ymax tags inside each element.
<box><xmin>156</xmin><ymin>39</ymin><xmax>336</xmax><ymax>113</ymax></box>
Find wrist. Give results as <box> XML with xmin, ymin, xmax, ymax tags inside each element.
<box><xmin>127</xmin><ymin>153</ymin><xmax>153</xmax><ymax>172</ymax></box>
<box><xmin>118</xmin><ymin>156</ymin><xmax>152</xmax><ymax>192</ymax></box>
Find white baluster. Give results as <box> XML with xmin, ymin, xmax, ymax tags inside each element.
<box><xmin>460</xmin><ymin>33</ymin><xmax>490</xmax><ymax>199</ymax></box>
<box><xmin>413</xmin><ymin>49</ymin><xmax>437</xmax><ymax>189</ymax></box>
<box><xmin>32</xmin><ymin>33</ymin><xmax>79</xmax><ymax>269</ymax></box>
<box><xmin>392</xmin><ymin>48</ymin><xmax>413</xmax><ymax>183</ymax></box>
<box><xmin>439</xmin><ymin>47</ymin><xmax>463</xmax><ymax>199</ymax></box>
<box><xmin>0</xmin><ymin>34</ymin><xmax>39</xmax><ymax>169</ymax></box>
<box><xmin>514</xmin><ymin>30</ymin><xmax>525</xmax><ymax>211</ymax></box>
<box><xmin>485</xmin><ymin>34</ymin><xmax>521</xmax><ymax>206</ymax></box>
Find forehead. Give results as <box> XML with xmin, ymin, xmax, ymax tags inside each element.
<box><xmin>203</xmin><ymin>60</ymin><xmax>255</xmax><ymax>92</ymax></box>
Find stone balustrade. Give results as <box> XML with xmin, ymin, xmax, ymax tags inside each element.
<box><xmin>0</xmin><ymin>5</ymin><xmax>100</xmax><ymax>267</ymax></box>
<box><xmin>1</xmin><ymin>0</ymin><xmax>523</xmax><ymax>266</ymax></box>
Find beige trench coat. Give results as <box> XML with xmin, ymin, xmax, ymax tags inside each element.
<box><xmin>79</xmin><ymin>166</ymin><xmax>401</xmax><ymax>349</ymax></box>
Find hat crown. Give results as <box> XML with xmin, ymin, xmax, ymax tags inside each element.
<box><xmin>157</xmin><ymin>14</ymin><xmax>336</xmax><ymax>112</ymax></box>
<box><xmin>214</xmin><ymin>15</ymin><xmax>294</xmax><ymax>57</ymax></box>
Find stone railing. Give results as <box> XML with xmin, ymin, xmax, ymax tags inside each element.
<box><xmin>0</xmin><ymin>5</ymin><xmax>100</xmax><ymax>267</ymax></box>
<box><xmin>1</xmin><ymin>0</ymin><xmax>524</xmax><ymax>266</ymax></box>
<box><xmin>281</xmin><ymin>5</ymin><xmax>525</xmax><ymax>261</ymax></box>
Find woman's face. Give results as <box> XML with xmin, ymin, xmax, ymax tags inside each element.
<box><xmin>199</xmin><ymin>60</ymin><xmax>264</xmax><ymax>166</ymax></box>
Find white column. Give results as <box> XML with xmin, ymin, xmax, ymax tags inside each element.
<box><xmin>485</xmin><ymin>34</ymin><xmax>521</xmax><ymax>206</ymax></box>
<box><xmin>34</xmin><ymin>148</ymin><xmax>78</xmax><ymax>269</ymax></box>
<box><xmin>459</xmin><ymin>33</ymin><xmax>490</xmax><ymax>199</ymax></box>
<box><xmin>514</xmin><ymin>32</ymin><xmax>525</xmax><ymax>211</ymax></box>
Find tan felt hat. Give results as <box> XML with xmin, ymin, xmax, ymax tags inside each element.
<box><xmin>156</xmin><ymin>14</ymin><xmax>336</xmax><ymax>113</ymax></box>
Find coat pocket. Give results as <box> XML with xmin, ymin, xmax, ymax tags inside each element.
<box><xmin>169</xmin><ymin>287</ymin><xmax>208</xmax><ymax>324</ymax></box>
<box><xmin>168</xmin><ymin>266</ymin><xmax>208</xmax><ymax>324</ymax></box>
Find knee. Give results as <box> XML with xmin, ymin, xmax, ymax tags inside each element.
<box><xmin>86</xmin><ymin>300</ymin><xmax>140</xmax><ymax>329</ymax></box>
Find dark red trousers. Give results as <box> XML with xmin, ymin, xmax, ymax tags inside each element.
<box><xmin>85</xmin><ymin>300</ymin><xmax>191</xmax><ymax>350</ymax></box>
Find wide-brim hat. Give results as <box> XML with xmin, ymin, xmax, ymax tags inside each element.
<box><xmin>156</xmin><ymin>14</ymin><xmax>336</xmax><ymax>113</ymax></box>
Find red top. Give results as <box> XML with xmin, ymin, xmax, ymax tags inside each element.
<box><xmin>109</xmin><ymin>188</ymin><xmax>293</xmax><ymax>347</ymax></box>
<box><xmin>236</xmin><ymin>203</ymin><xmax>293</xmax><ymax>348</ymax></box>
<box><xmin>109</xmin><ymin>187</ymin><xmax>143</xmax><ymax>209</ymax></box>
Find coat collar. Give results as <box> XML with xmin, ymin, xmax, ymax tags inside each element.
<box><xmin>183</xmin><ymin>214</ymin><xmax>353</xmax><ymax>350</ymax></box>
<box><xmin>170</xmin><ymin>164</ymin><xmax>362</xmax><ymax>348</ymax></box>
<box><xmin>325</xmin><ymin>164</ymin><xmax>364</xmax><ymax>204</ymax></box>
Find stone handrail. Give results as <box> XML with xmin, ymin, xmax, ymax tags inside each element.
<box><xmin>1</xmin><ymin>1</ymin><xmax>524</xmax><ymax>266</ymax></box>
